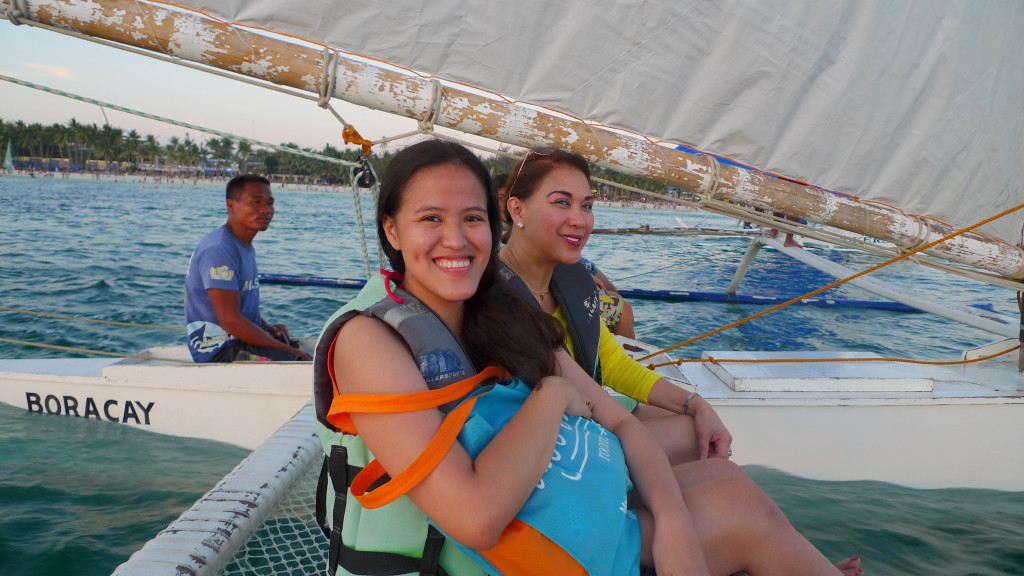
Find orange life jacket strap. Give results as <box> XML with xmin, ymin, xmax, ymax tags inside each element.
<box><xmin>324</xmin><ymin>323</ymin><xmax>502</xmax><ymax>432</ymax></box>
<box><xmin>327</xmin><ymin>365</ymin><xmax>509</xmax><ymax>509</ymax></box>
<box><xmin>350</xmin><ymin>393</ymin><xmax>479</xmax><ymax>509</ymax></box>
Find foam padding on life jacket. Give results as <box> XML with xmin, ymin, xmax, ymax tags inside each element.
<box><xmin>329</xmin><ymin>429</ymin><xmax>486</xmax><ymax>576</ymax></box>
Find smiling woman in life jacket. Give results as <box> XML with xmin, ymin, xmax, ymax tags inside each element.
<box><xmin>314</xmin><ymin>139</ymin><xmax>850</xmax><ymax>576</ymax></box>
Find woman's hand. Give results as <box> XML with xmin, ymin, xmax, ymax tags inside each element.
<box><xmin>536</xmin><ymin>375</ymin><xmax>593</xmax><ymax>418</ymax></box>
<box><xmin>690</xmin><ymin>395</ymin><xmax>733</xmax><ymax>460</ymax></box>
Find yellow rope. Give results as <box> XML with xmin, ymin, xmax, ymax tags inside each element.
<box><xmin>0</xmin><ymin>305</ymin><xmax>179</xmax><ymax>330</ymax></box>
<box><xmin>639</xmin><ymin>202</ymin><xmax>1024</xmax><ymax>364</ymax></box>
<box><xmin>0</xmin><ymin>337</ymin><xmax>194</xmax><ymax>363</ymax></box>
<box><xmin>0</xmin><ymin>337</ymin><xmax>135</xmax><ymax>358</ymax></box>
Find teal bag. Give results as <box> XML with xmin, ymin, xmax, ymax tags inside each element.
<box><xmin>438</xmin><ymin>379</ymin><xmax>641</xmax><ymax>576</ymax></box>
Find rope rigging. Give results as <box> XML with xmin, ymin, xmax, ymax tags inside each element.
<box><xmin>639</xmin><ymin>201</ymin><xmax>1024</xmax><ymax>368</ymax></box>
<box><xmin>671</xmin><ymin>344</ymin><xmax>1019</xmax><ymax>369</ymax></box>
<box><xmin>0</xmin><ymin>305</ymin><xmax>179</xmax><ymax>330</ymax></box>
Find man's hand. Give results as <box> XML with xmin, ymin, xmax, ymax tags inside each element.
<box><xmin>264</xmin><ymin>322</ymin><xmax>311</xmax><ymax>360</ymax></box>
<box><xmin>265</xmin><ymin>323</ymin><xmax>290</xmax><ymax>343</ymax></box>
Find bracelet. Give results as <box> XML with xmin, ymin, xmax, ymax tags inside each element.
<box><xmin>683</xmin><ymin>391</ymin><xmax>700</xmax><ymax>416</ymax></box>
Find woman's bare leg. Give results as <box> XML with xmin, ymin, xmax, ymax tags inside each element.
<box><xmin>662</xmin><ymin>458</ymin><xmax>842</xmax><ymax>575</ymax></box>
<box><xmin>634</xmin><ymin>406</ymin><xmax>862</xmax><ymax>574</ymax></box>
<box><xmin>633</xmin><ymin>403</ymin><xmax>702</xmax><ymax>465</ymax></box>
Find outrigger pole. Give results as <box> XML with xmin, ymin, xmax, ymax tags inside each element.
<box><xmin>6</xmin><ymin>0</ymin><xmax>1024</xmax><ymax>280</ymax></box>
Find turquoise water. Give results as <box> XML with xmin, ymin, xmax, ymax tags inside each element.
<box><xmin>0</xmin><ymin>403</ymin><xmax>250</xmax><ymax>576</ymax></box>
<box><xmin>2</xmin><ymin>177</ymin><xmax>1023</xmax><ymax>575</ymax></box>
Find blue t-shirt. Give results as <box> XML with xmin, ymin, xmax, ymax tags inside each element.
<box><xmin>184</xmin><ymin>225</ymin><xmax>261</xmax><ymax>362</ymax></box>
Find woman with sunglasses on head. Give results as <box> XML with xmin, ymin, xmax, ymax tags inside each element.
<box><xmin>498</xmin><ymin>147</ymin><xmax>734</xmax><ymax>466</ymax></box>
<box><xmin>498</xmin><ymin>146</ymin><xmax>862</xmax><ymax>576</ymax></box>
<box><xmin>316</xmin><ymin>138</ymin><xmax>854</xmax><ymax>576</ymax></box>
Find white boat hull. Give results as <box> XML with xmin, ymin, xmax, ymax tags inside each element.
<box><xmin>3</xmin><ymin>339</ymin><xmax>1022</xmax><ymax>490</ymax></box>
<box><xmin>676</xmin><ymin>344</ymin><xmax>1024</xmax><ymax>491</ymax></box>
<box><xmin>0</xmin><ymin>346</ymin><xmax>312</xmax><ymax>450</ymax></box>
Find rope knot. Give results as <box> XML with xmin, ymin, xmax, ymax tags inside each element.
<box><xmin>343</xmin><ymin>125</ymin><xmax>373</xmax><ymax>155</ymax></box>
<box><xmin>6</xmin><ymin>0</ymin><xmax>29</xmax><ymax>25</ymax></box>
<box><xmin>318</xmin><ymin>48</ymin><xmax>339</xmax><ymax>108</ymax></box>
<box><xmin>418</xmin><ymin>80</ymin><xmax>443</xmax><ymax>132</ymax></box>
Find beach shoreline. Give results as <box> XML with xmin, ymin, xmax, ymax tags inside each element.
<box><xmin>0</xmin><ymin>169</ymin><xmax>360</xmax><ymax>193</ymax></box>
<box><xmin>2</xmin><ymin>170</ymin><xmax>696</xmax><ymax>209</ymax></box>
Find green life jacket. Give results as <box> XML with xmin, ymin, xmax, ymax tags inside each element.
<box><xmin>499</xmin><ymin>260</ymin><xmax>603</xmax><ymax>383</ymax></box>
<box><xmin>313</xmin><ymin>273</ymin><xmax>486</xmax><ymax>576</ymax></box>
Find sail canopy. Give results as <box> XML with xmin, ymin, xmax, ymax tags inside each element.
<box><xmin>173</xmin><ymin>0</ymin><xmax>1024</xmax><ymax>244</ymax></box>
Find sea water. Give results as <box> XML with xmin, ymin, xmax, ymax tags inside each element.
<box><xmin>1</xmin><ymin>176</ymin><xmax>1022</xmax><ymax>575</ymax></box>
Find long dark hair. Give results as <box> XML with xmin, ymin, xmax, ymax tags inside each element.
<box><xmin>377</xmin><ymin>139</ymin><xmax>565</xmax><ymax>385</ymax></box>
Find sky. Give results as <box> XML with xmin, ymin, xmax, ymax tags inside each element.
<box><xmin>0</xmin><ymin>22</ymin><xmax>475</xmax><ymax>152</ymax></box>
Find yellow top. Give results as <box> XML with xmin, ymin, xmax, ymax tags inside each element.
<box><xmin>553</xmin><ymin>307</ymin><xmax>660</xmax><ymax>403</ymax></box>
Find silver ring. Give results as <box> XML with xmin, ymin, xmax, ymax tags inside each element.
<box><xmin>727</xmin><ymin>448</ymin><xmax>733</xmax><ymax>457</ymax></box>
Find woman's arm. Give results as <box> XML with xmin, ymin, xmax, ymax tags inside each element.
<box><xmin>554</xmin><ymin>349</ymin><xmax>710</xmax><ymax>575</ymax></box>
<box><xmin>594</xmin><ymin>318</ymin><xmax>732</xmax><ymax>459</ymax></box>
<box><xmin>645</xmin><ymin>379</ymin><xmax>733</xmax><ymax>460</ymax></box>
<box><xmin>334</xmin><ymin>315</ymin><xmax>585</xmax><ymax>550</ymax></box>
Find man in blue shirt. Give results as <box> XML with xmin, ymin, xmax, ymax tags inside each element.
<box><xmin>184</xmin><ymin>174</ymin><xmax>312</xmax><ymax>362</ymax></box>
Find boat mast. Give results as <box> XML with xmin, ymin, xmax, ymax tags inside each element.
<box><xmin>6</xmin><ymin>0</ymin><xmax>1024</xmax><ymax>280</ymax></box>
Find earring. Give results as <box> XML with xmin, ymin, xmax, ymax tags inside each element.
<box><xmin>517</xmin><ymin>221</ymin><xmax>524</xmax><ymax>229</ymax></box>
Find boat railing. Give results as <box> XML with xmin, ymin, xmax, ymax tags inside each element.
<box><xmin>110</xmin><ymin>404</ymin><xmax>325</xmax><ymax>576</ymax></box>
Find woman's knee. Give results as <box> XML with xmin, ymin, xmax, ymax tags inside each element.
<box><xmin>686</xmin><ymin>462</ymin><xmax>787</xmax><ymax>529</ymax></box>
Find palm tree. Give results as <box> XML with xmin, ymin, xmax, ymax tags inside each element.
<box><xmin>141</xmin><ymin>135</ymin><xmax>161</xmax><ymax>171</ymax></box>
<box><xmin>206</xmin><ymin>137</ymin><xmax>234</xmax><ymax>175</ymax></box>
<box><xmin>234</xmin><ymin>140</ymin><xmax>252</xmax><ymax>174</ymax></box>
<box><xmin>23</xmin><ymin>122</ymin><xmax>44</xmax><ymax>164</ymax></box>
<box><xmin>166</xmin><ymin>136</ymin><xmax>182</xmax><ymax>169</ymax></box>
<box><xmin>94</xmin><ymin>125</ymin><xmax>124</xmax><ymax>170</ymax></box>
<box><xmin>123</xmin><ymin>129</ymin><xmax>142</xmax><ymax>171</ymax></box>
<box><xmin>180</xmin><ymin>137</ymin><xmax>201</xmax><ymax>174</ymax></box>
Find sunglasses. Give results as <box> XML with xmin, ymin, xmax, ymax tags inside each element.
<box><xmin>506</xmin><ymin>146</ymin><xmax>556</xmax><ymax>196</ymax></box>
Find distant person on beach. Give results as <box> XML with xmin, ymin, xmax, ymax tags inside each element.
<box><xmin>184</xmin><ymin>174</ymin><xmax>311</xmax><ymax>362</ymax></box>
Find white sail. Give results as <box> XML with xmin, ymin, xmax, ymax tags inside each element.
<box><xmin>177</xmin><ymin>0</ymin><xmax>1024</xmax><ymax>245</ymax></box>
